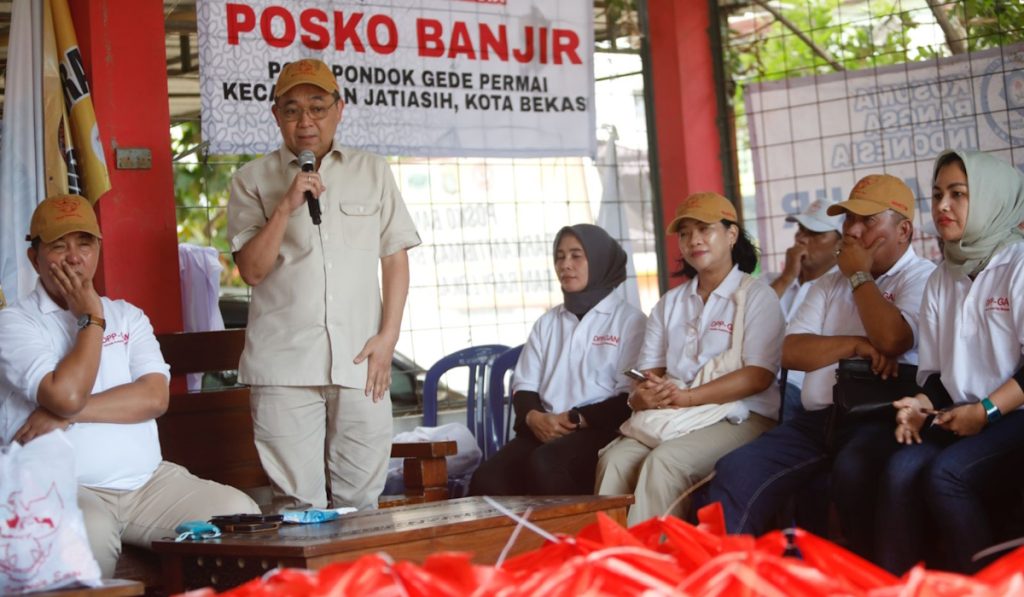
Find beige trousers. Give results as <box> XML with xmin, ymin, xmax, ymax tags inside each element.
<box><xmin>250</xmin><ymin>385</ymin><xmax>393</xmax><ymax>513</ymax></box>
<box><xmin>595</xmin><ymin>413</ymin><xmax>774</xmax><ymax>526</ymax></box>
<box><xmin>79</xmin><ymin>461</ymin><xmax>260</xmax><ymax>578</ymax></box>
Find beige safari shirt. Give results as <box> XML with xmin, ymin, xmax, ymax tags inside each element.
<box><xmin>227</xmin><ymin>144</ymin><xmax>421</xmax><ymax>387</ymax></box>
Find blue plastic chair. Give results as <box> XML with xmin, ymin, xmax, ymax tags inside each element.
<box><xmin>485</xmin><ymin>344</ymin><xmax>524</xmax><ymax>458</ymax></box>
<box><xmin>422</xmin><ymin>344</ymin><xmax>509</xmax><ymax>455</ymax></box>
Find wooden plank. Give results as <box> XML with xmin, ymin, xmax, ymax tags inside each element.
<box><xmin>155</xmin><ymin>495</ymin><xmax>633</xmax><ymax>593</ymax></box>
<box><xmin>29</xmin><ymin>579</ymin><xmax>144</xmax><ymax>597</ymax></box>
<box><xmin>389</xmin><ymin>440</ymin><xmax>457</xmax><ymax>459</ymax></box>
<box><xmin>156</xmin><ymin>329</ymin><xmax>247</xmax><ymax>375</ymax></box>
<box><xmin>154</xmin><ymin>495</ymin><xmax>632</xmax><ymax>559</ymax></box>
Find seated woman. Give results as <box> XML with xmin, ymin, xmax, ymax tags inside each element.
<box><xmin>595</xmin><ymin>192</ymin><xmax>784</xmax><ymax>525</ymax></box>
<box><xmin>877</xmin><ymin>150</ymin><xmax>1024</xmax><ymax>574</ymax></box>
<box><xmin>468</xmin><ymin>224</ymin><xmax>646</xmax><ymax>495</ymax></box>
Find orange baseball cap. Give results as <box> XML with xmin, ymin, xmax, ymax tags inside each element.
<box><xmin>274</xmin><ymin>58</ymin><xmax>339</xmax><ymax>99</ymax></box>
<box><xmin>26</xmin><ymin>194</ymin><xmax>102</xmax><ymax>243</ymax></box>
<box><xmin>666</xmin><ymin>192</ymin><xmax>739</xmax><ymax>234</ymax></box>
<box><xmin>827</xmin><ymin>174</ymin><xmax>915</xmax><ymax>220</ymax></box>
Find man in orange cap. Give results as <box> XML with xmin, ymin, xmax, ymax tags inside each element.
<box><xmin>0</xmin><ymin>195</ymin><xmax>259</xmax><ymax>578</ymax></box>
<box><xmin>228</xmin><ymin>59</ymin><xmax>421</xmax><ymax>512</ymax></box>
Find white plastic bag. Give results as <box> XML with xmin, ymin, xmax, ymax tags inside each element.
<box><xmin>618</xmin><ymin>275</ymin><xmax>754</xmax><ymax>448</ymax></box>
<box><xmin>0</xmin><ymin>430</ymin><xmax>101</xmax><ymax>593</ymax></box>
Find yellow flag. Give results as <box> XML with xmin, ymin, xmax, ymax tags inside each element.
<box><xmin>47</xmin><ymin>0</ymin><xmax>110</xmax><ymax>204</ymax></box>
<box><xmin>42</xmin><ymin>0</ymin><xmax>68</xmax><ymax>197</ymax></box>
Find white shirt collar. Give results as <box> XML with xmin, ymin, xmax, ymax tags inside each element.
<box><xmin>877</xmin><ymin>245</ymin><xmax>919</xmax><ymax>283</ymax></box>
<box><xmin>29</xmin><ymin>279</ymin><xmax>66</xmax><ymax>316</ymax></box>
<box><xmin>684</xmin><ymin>264</ymin><xmax>743</xmax><ymax>300</ymax></box>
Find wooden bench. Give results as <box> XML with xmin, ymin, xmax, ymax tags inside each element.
<box><xmin>113</xmin><ymin>329</ymin><xmax>455</xmax><ymax>588</ymax></box>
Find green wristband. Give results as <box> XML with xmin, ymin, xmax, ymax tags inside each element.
<box><xmin>981</xmin><ymin>397</ymin><xmax>1001</xmax><ymax>423</ymax></box>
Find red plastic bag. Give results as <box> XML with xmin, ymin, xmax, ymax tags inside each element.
<box><xmin>680</xmin><ymin>550</ymin><xmax>854</xmax><ymax>597</ymax></box>
<box><xmin>757</xmin><ymin>528</ymin><xmax>898</xmax><ymax>592</ymax></box>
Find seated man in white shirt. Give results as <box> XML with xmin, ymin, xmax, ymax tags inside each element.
<box><xmin>0</xmin><ymin>195</ymin><xmax>259</xmax><ymax>578</ymax></box>
<box><xmin>768</xmin><ymin>198</ymin><xmax>843</xmax><ymax>420</ymax></box>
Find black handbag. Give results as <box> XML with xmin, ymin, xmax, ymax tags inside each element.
<box><xmin>827</xmin><ymin>359</ymin><xmax>920</xmax><ymax>448</ymax></box>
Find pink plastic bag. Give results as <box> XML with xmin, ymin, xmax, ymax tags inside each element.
<box><xmin>0</xmin><ymin>430</ymin><xmax>101</xmax><ymax>593</ymax></box>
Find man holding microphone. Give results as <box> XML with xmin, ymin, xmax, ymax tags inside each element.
<box><xmin>227</xmin><ymin>58</ymin><xmax>421</xmax><ymax>512</ymax></box>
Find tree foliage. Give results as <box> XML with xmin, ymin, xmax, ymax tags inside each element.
<box><xmin>723</xmin><ymin>0</ymin><xmax>1024</xmax><ymax>102</ymax></box>
<box><xmin>171</xmin><ymin>121</ymin><xmax>255</xmax><ymax>288</ymax></box>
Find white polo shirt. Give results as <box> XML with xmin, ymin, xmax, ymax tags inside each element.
<box><xmin>637</xmin><ymin>266</ymin><xmax>786</xmax><ymax>420</ymax></box>
<box><xmin>787</xmin><ymin>246</ymin><xmax>935</xmax><ymax>411</ymax></box>
<box><xmin>512</xmin><ymin>292</ymin><xmax>646</xmax><ymax>415</ymax></box>
<box><xmin>768</xmin><ymin>265</ymin><xmax>840</xmax><ymax>390</ymax></box>
<box><xmin>0</xmin><ymin>282</ymin><xmax>170</xmax><ymax>490</ymax></box>
<box><xmin>917</xmin><ymin>242</ymin><xmax>1024</xmax><ymax>408</ymax></box>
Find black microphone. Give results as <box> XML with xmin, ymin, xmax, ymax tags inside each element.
<box><xmin>298</xmin><ymin>150</ymin><xmax>321</xmax><ymax>226</ymax></box>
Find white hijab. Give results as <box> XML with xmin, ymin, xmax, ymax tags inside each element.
<box><xmin>934</xmin><ymin>150</ymin><xmax>1024</xmax><ymax>278</ymax></box>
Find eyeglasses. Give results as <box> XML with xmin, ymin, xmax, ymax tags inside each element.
<box><xmin>277</xmin><ymin>98</ymin><xmax>339</xmax><ymax>123</ymax></box>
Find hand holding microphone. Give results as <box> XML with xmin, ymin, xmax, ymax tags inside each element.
<box><xmin>298</xmin><ymin>150</ymin><xmax>322</xmax><ymax>226</ymax></box>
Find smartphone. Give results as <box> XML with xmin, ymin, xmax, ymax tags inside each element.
<box><xmin>623</xmin><ymin>368</ymin><xmax>647</xmax><ymax>382</ymax></box>
<box><xmin>209</xmin><ymin>514</ymin><xmax>284</xmax><ymax>534</ymax></box>
<box><xmin>209</xmin><ymin>514</ymin><xmax>283</xmax><ymax>525</ymax></box>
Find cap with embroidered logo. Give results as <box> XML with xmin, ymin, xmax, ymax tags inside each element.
<box><xmin>827</xmin><ymin>174</ymin><xmax>915</xmax><ymax>220</ymax></box>
<box><xmin>274</xmin><ymin>58</ymin><xmax>339</xmax><ymax>99</ymax></box>
<box><xmin>26</xmin><ymin>194</ymin><xmax>102</xmax><ymax>243</ymax></box>
<box><xmin>666</xmin><ymin>192</ymin><xmax>739</xmax><ymax>234</ymax></box>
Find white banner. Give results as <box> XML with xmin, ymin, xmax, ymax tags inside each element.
<box><xmin>746</xmin><ymin>44</ymin><xmax>1024</xmax><ymax>267</ymax></box>
<box><xmin>0</xmin><ymin>0</ymin><xmax>46</xmax><ymax>305</ymax></box>
<box><xmin>197</xmin><ymin>0</ymin><xmax>595</xmax><ymax>157</ymax></box>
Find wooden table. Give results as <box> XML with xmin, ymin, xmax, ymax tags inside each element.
<box><xmin>30</xmin><ymin>579</ymin><xmax>144</xmax><ymax>597</ymax></box>
<box><xmin>153</xmin><ymin>495</ymin><xmax>632</xmax><ymax>593</ymax></box>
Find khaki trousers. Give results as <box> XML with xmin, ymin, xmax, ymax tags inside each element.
<box><xmin>250</xmin><ymin>385</ymin><xmax>392</xmax><ymax>513</ymax></box>
<box><xmin>79</xmin><ymin>461</ymin><xmax>260</xmax><ymax>577</ymax></box>
<box><xmin>595</xmin><ymin>413</ymin><xmax>774</xmax><ymax>526</ymax></box>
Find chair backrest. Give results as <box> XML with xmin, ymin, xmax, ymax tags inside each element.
<box><xmin>155</xmin><ymin>329</ymin><xmax>270</xmax><ymax>489</ymax></box>
<box><xmin>421</xmin><ymin>344</ymin><xmax>509</xmax><ymax>454</ymax></box>
<box><xmin>486</xmin><ymin>344</ymin><xmax>524</xmax><ymax>458</ymax></box>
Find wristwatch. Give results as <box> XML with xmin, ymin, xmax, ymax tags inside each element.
<box><xmin>981</xmin><ymin>397</ymin><xmax>1001</xmax><ymax>424</ymax></box>
<box><xmin>848</xmin><ymin>271</ymin><xmax>874</xmax><ymax>292</ymax></box>
<box><xmin>77</xmin><ymin>313</ymin><xmax>106</xmax><ymax>331</ymax></box>
<box><xmin>568</xmin><ymin>407</ymin><xmax>583</xmax><ymax>429</ymax></box>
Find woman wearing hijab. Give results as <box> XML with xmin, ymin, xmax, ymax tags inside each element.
<box><xmin>468</xmin><ymin>224</ymin><xmax>646</xmax><ymax>495</ymax></box>
<box><xmin>876</xmin><ymin>150</ymin><xmax>1024</xmax><ymax>574</ymax></box>
<box><xmin>595</xmin><ymin>192</ymin><xmax>785</xmax><ymax>526</ymax></box>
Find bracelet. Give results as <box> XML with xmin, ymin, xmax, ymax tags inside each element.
<box><xmin>981</xmin><ymin>397</ymin><xmax>1001</xmax><ymax>423</ymax></box>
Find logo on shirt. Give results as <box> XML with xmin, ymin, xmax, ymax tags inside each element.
<box><xmin>708</xmin><ymin>320</ymin><xmax>734</xmax><ymax>334</ymax></box>
<box><xmin>985</xmin><ymin>296</ymin><xmax>1010</xmax><ymax>312</ymax></box>
<box><xmin>592</xmin><ymin>334</ymin><xmax>620</xmax><ymax>346</ymax></box>
<box><xmin>882</xmin><ymin>291</ymin><xmax>895</xmax><ymax>303</ymax></box>
<box><xmin>102</xmin><ymin>332</ymin><xmax>129</xmax><ymax>347</ymax></box>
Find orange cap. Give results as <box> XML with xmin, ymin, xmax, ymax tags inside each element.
<box><xmin>827</xmin><ymin>174</ymin><xmax>915</xmax><ymax>220</ymax></box>
<box><xmin>666</xmin><ymin>192</ymin><xmax>739</xmax><ymax>234</ymax></box>
<box><xmin>274</xmin><ymin>58</ymin><xmax>339</xmax><ymax>99</ymax></box>
<box><xmin>27</xmin><ymin>194</ymin><xmax>102</xmax><ymax>243</ymax></box>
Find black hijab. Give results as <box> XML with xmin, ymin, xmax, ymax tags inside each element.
<box><xmin>553</xmin><ymin>224</ymin><xmax>628</xmax><ymax>317</ymax></box>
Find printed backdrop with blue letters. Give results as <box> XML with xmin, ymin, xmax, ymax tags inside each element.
<box><xmin>747</xmin><ymin>43</ymin><xmax>1024</xmax><ymax>267</ymax></box>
